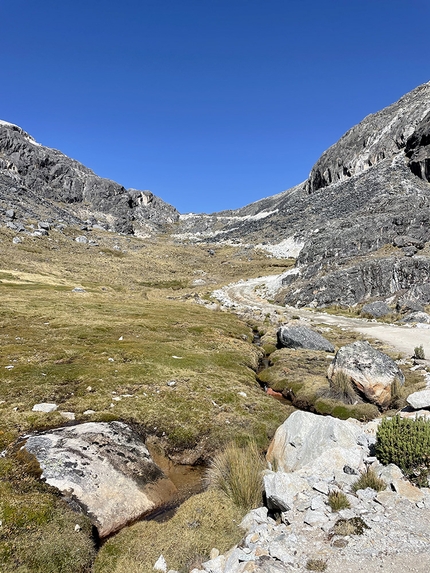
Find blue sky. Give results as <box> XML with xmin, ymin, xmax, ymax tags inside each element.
<box><xmin>1</xmin><ymin>0</ymin><xmax>430</xmax><ymax>213</ymax></box>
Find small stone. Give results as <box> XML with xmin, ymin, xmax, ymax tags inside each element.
<box><xmin>32</xmin><ymin>403</ymin><xmax>58</xmax><ymax>413</ymax></box>
<box><xmin>60</xmin><ymin>411</ymin><xmax>76</xmax><ymax>421</ymax></box>
<box><xmin>209</xmin><ymin>548</ymin><xmax>220</xmax><ymax>560</ymax></box>
<box><xmin>167</xmin><ymin>380</ymin><xmax>177</xmax><ymax>387</ymax></box>
<box><xmin>86</xmin><ymin>386</ymin><xmax>93</xmax><ymax>392</ymax></box>
<box><xmin>75</xmin><ymin>235</ymin><xmax>88</xmax><ymax>244</ymax></box>
<box><xmin>392</xmin><ymin>479</ymin><xmax>425</xmax><ymax>503</ymax></box>
<box><xmin>304</xmin><ymin>509</ymin><xmax>328</xmax><ymax>527</ymax></box>
<box><xmin>313</xmin><ymin>481</ymin><xmax>330</xmax><ymax>494</ymax></box>
<box><xmin>238</xmin><ymin>391</ymin><xmax>247</xmax><ymax>397</ymax></box>
<box><xmin>74</xmin><ymin>524</ymin><xmax>81</xmax><ymax>532</ymax></box>
<box><xmin>72</xmin><ymin>287</ymin><xmax>86</xmax><ymax>293</ymax></box>
<box><xmin>83</xmin><ymin>410</ymin><xmax>96</xmax><ymax>415</ymax></box>
<box><xmin>5</xmin><ymin>209</ymin><xmax>15</xmax><ymax>219</ymax></box>
<box><xmin>12</xmin><ymin>237</ymin><xmax>22</xmax><ymax>244</ymax></box>
<box><xmin>154</xmin><ymin>555</ymin><xmax>167</xmax><ymax>573</ymax></box>
<box><xmin>5</xmin><ymin>365</ymin><xmax>14</xmax><ymax>370</ymax></box>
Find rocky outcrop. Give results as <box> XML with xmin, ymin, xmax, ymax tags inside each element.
<box><xmin>283</xmin><ymin>256</ymin><xmax>430</xmax><ymax>308</ymax></box>
<box><xmin>327</xmin><ymin>341</ymin><xmax>405</xmax><ymax>407</ymax></box>
<box><xmin>277</xmin><ymin>325</ymin><xmax>334</xmax><ymax>352</ymax></box>
<box><xmin>406</xmin><ymin>389</ymin><xmax>430</xmax><ymax>410</ymax></box>
<box><xmin>24</xmin><ymin>421</ymin><xmax>177</xmax><ymax>537</ymax></box>
<box><xmin>180</xmin><ymin>83</ymin><xmax>430</xmax><ymax>308</ymax></box>
<box><xmin>0</xmin><ymin>120</ymin><xmax>179</xmax><ymax>234</ymax></box>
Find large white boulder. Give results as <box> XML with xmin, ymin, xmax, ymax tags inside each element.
<box><xmin>266</xmin><ymin>411</ymin><xmax>367</xmax><ymax>477</ymax></box>
<box><xmin>24</xmin><ymin>421</ymin><xmax>177</xmax><ymax>537</ymax></box>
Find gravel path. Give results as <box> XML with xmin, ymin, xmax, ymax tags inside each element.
<box><xmin>216</xmin><ymin>275</ymin><xmax>430</xmax><ymax>358</ymax></box>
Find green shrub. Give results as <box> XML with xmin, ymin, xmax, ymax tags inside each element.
<box><xmin>327</xmin><ymin>490</ymin><xmax>350</xmax><ymax>512</ymax></box>
<box><xmin>206</xmin><ymin>441</ymin><xmax>264</xmax><ymax>511</ymax></box>
<box><xmin>414</xmin><ymin>345</ymin><xmax>425</xmax><ymax>359</ymax></box>
<box><xmin>351</xmin><ymin>467</ymin><xmax>386</xmax><ymax>493</ymax></box>
<box><xmin>375</xmin><ymin>415</ymin><xmax>430</xmax><ymax>486</ymax></box>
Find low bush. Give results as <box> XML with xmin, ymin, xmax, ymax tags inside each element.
<box><xmin>375</xmin><ymin>415</ymin><xmax>430</xmax><ymax>486</ymax></box>
<box><xmin>333</xmin><ymin>517</ymin><xmax>369</xmax><ymax>536</ymax></box>
<box><xmin>351</xmin><ymin>467</ymin><xmax>386</xmax><ymax>493</ymax></box>
<box><xmin>206</xmin><ymin>440</ymin><xmax>265</xmax><ymax>511</ymax></box>
<box><xmin>327</xmin><ymin>490</ymin><xmax>350</xmax><ymax>512</ymax></box>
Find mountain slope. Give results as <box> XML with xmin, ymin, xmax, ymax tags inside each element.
<box><xmin>0</xmin><ymin>120</ymin><xmax>179</xmax><ymax>234</ymax></box>
<box><xmin>177</xmin><ymin>82</ymin><xmax>430</xmax><ymax>307</ymax></box>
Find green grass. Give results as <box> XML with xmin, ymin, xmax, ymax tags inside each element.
<box><xmin>0</xmin><ymin>226</ymin><xmax>295</xmax><ymax>570</ymax></box>
<box><xmin>95</xmin><ymin>490</ymin><xmax>242</xmax><ymax>573</ymax></box>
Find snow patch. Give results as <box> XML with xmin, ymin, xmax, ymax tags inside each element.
<box><xmin>257</xmin><ymin>237</ymin><xmax>305</xmax><ymax>259</ymax></box>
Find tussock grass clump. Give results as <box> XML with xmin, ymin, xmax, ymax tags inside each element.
<box><xmin>328</xmin><ymin>370</ymin><xmax>357</xmax><ymax>405</ymax></box>
<box><xmin>375</xmin><ymin>415</ymin><xmax>430</xmax><ymax>486</ymax></box>
<box><xmin>351</xmin><ymin>467</ymin><xmax>386</xmax><ymax>493</ymax></box>
<box><xmin>414</xmin><ymin>344</ymin><xmax>425</xmax><ymax>359</ymax></box>
<box><xmin>306</xmin><ymin>558</ymin><xmax>327</xmax><ymax>571</ymax></box>
<box><xmin>206</xmin><ymin>441</ymin><xmax>265</xmax><ymax>511</ymax></box>
<box><xmin>327</xmin><ymin>490</ymin><xmax>350</xmax><ymax>512</ymax></box>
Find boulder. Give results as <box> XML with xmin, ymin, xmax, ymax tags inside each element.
<box><xmin>24</xmin><ymin>421</ymin><xmax>177</xmax><ymax>537</ymax></box>
<box><xmin>401</xmin><ymin>311</ymin><xmax>430</xmax><ymax>324</ymax></box>
<box><xmin>406</xmin><ymin>389</ymin><xmax>430</xmax><ymax>410</ymax></box>
<box><xmin>277</xmin><ymin>326</ymin><xmax>334</xmax><ymax>352</ymax></box>
<box><xmin>327</xmin><ymin>341</ymin><xmax>405</xmax><ymax>406</ymax></box>
<box><xmin>266</xmin><ymin>411</ymin><xmax>366</xmax><ymax>477</ymax></box>
<box><xmin>361</xmin><ymin>301</ymin><xmax>391</xmax><ymax>318</ymax></box>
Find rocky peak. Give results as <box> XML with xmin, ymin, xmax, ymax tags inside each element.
<box><xmin>305</xmin><ymin>81</ymin><xmax>430</xmax><ymax>193</ymax></box>
<box><xmin>0</xmin><ymin>121</ymin><xmax>179</xmax><ymax>234</ymax></box>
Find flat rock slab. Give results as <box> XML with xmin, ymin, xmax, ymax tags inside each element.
<box><xmin>277</xmin><ymin>325</ymin><xmax>334</xmax><ymax>352</ymax></box>
<box><xmin>406</xmin><ymin>389</ymin><xmax>430</xmax><ymax>409</ymax></box>
<box><xmin>24</xmin><ymin>421</ymin><xmax>177</xmax><ymax>537</ymax></box>
<box><xmin>32</xmin><ymin>403</ymin><xmax>58</xmax><ymax>413</ymax></box>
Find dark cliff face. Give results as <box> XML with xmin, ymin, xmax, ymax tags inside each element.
<box><xmin>0</xmin><ymin>121</ymin><xmax>179</xmax><ymax>234</ymax></box>
<box><xmin>176</xmin><ymin>82</ymin><xmax>430</xmax><ymax>307</ymax></box>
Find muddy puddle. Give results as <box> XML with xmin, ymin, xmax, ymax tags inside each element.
<box><xmin>145</xmin><ymin>445</ymin><xmax>206</xmax><ymax>522</ymax></box>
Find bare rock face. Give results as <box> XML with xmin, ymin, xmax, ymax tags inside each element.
<box><xmin>24</xmin><ymin>421</ymin><xmax>177</xmax><ymax>537</ymax></box>
<box><xmin>0</xmin><ymin>120</ymin><xmax>179</xmax><ymax>234</ymax></box>
<box><xmin>277</xmin><ymin>325</ymin><xmax>334</xmax><ymax>352</ymax></box>
<box><xmin>327</xmin><ymin>341</ymin><xmax>405</xmax><ymax>407</ymax></box>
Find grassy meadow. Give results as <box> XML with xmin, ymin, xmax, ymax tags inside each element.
<box><xmin>0</xmin><ymin>224</ymin><xmax>294</xmax><ymax>572</ymax></box>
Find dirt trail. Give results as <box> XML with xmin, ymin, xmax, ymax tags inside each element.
<box><xmin>218</xmin><ymin>275</ymin><xmax>430</xmax><ymax>358</ymax></box>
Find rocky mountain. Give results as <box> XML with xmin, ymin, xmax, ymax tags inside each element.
<box><xmin>0</xmin><ymin>120</ymin><xmax>179</xmax><ymax>234</ymax></box>
<box><xmin>177</xmin><ymin>82</ymin><xmax>430</xmax><ymax>308</ymax></box>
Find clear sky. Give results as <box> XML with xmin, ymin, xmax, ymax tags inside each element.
<box><xmin>1</xmin><ymin>0</ymin><xmax>429</xmax><ymax>213</ymax></box>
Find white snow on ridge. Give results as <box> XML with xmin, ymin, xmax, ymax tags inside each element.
<box><xmin>0</xmin><ymin>119</ymin><xmax>41</xmax><ymax>146</ymax></box>
<box><xmin>179</xmin><ymin>209</ymin><xmax>278</xmax><ymax>222</ymax></box>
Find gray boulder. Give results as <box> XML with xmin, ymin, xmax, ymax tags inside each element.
<box><xmin>24</xmin><ymin>421</ymin><xmax>177</xmax><ymax>537</ymax></box>
<box><xmin>277</xmin><ymin>325</ymin><xmax>334</xmax><ymax>352</ymax></box>
<box><xmin>401</xmin><ymin>311</ymin><xmax>430</xmax><ymax>324</ymax></box>
<box><xmin>361</xmin><ymin>301</ymin><xmax>391</xmax><ymax>318</ymax></box>
<box><xmin>263</xmin><ymin>471</ymin><xmax>310</xmax><ymax>512</ymax></box>
<box><xmin>327</xmin><ymin>341</ymin><xmax>405</xmax><ymax>406</ymax></box>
